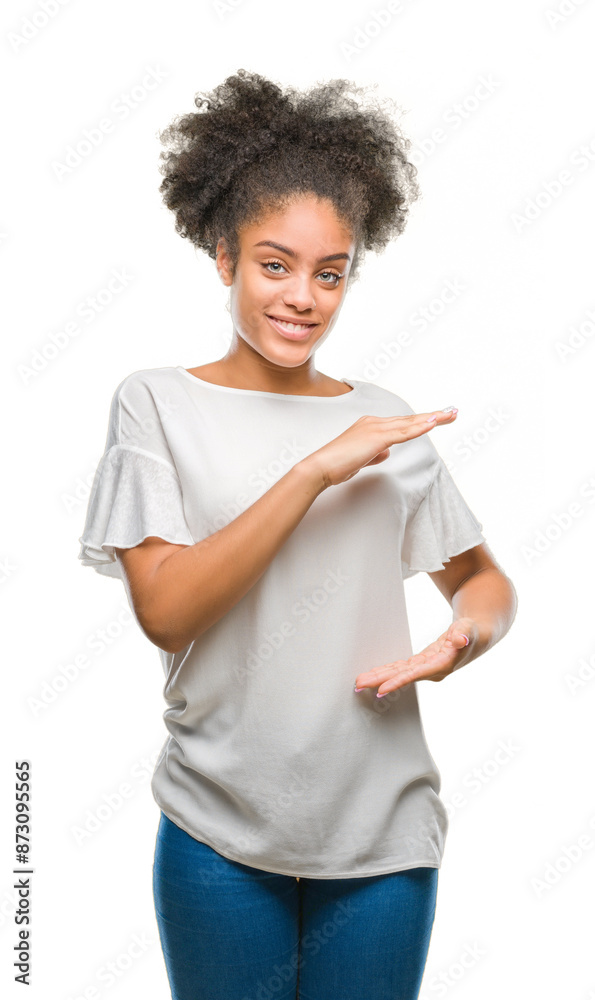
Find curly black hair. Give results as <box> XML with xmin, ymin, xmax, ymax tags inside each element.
<box><xmin>157</xmin><ymin>69</ymin><xmax>421</xmax><ymax>285</ymax></box>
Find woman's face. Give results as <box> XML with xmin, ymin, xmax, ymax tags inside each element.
<box><xmin>217</xmin><ymin>194</ymin><xmax>356</xmax><ymax>372</ymax></box>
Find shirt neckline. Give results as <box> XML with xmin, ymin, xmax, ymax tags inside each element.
<box><xmin>174</xmin><ymin>366</ymin><xmax>360</xmax><ymax>401</ymax></box>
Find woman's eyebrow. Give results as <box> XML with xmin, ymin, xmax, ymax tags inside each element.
<box><xmin>253</xmin><ymin>240</ymin><xmax>351</xmax><ymax>263</ymax></box>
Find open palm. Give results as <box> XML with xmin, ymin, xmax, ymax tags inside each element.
<box><xmin>354</xmin><ymin>618</ymin><xmax>477</xmax><ymax>697</ymax></box>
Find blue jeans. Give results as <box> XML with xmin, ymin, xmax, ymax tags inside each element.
<box><xmin>152</xmin><ymin>811</ymin><xmax>439</xmax><ymax>1000</ymax></box>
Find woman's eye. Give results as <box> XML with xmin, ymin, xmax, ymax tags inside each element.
<box><xmin>261</xmin><ymin>261</ymin><xmax>343</xmax><ymax>285</ymax></box>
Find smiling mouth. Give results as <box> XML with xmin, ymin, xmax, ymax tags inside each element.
<box><xmin>266</xmin><ymin>315</ymin><xmax>318</xmax><ymax>340</ymax></box>
<box><xmin>267</xmin><ymin>315</ymin><xmax>317</xmax><ymax>332</ymax></box>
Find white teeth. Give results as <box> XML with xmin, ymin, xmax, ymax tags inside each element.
<box><xmin>273</xmin><ymin>318</ymin><xmax>311</xmax><ymax>332</ymax></box>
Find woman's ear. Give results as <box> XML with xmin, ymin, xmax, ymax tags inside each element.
<box><xmin>215</xmin><ymin>237</ymin><xmax>234</xmax><ymax>287</ymax></box>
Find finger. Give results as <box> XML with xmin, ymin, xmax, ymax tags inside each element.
<box><xmin>444</xmin><ymin>631</ymin><xmax>470</xmax><ymax>648</ymax></box>
<box><xmin>377</xmin><ymin>668</ymin><xmax>421</xmax><ymax>695</ymax></box>
<box><xmin>376</xmin><ymin>680</ymin><xmax>415</xmax><ymax>697</ymax></box>
<box><xmin>381</xmin><ymin>408</ymin><xmax>457</xmax><ymax>421</ymax></box>
<box><xmin>354</xmin><ymin>665</ymin><xmax>401</xmax><ymax>689</ymax></box>
<box><xmin>425</xmin><ymin>406</ymin><xmax>458</xmax><ymax>424</ymax></box>
<box><xmin>355</xmin><ymin>654</ymin><xmax>425</xmax><ymax>688</ymax></box>
<box><xmin>357</xmin><ymin>660</ymin><xmax>421</xmax><ymax>693</ymax></box>
<box><xmin>387</xmin><ymin>409</ymin><xmax>458</xmax><ymax>443</ymax></box>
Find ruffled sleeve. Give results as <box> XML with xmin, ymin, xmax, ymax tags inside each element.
<box><xmin>77</xmin><ymin>445</ymin><xmax>195</xmax><ymax>579</ymax></box>
<box><xmin>78</xmin><ymin>371</ymin><xmax>196</xmax><ymax>580</ymax></box>
<box><xmin>401</xmin><ymin>458</ymin><xmax>485</xmax><ymax>580</ymax></box>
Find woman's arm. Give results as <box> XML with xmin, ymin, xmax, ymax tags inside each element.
<box><xmin>353</xmin><ymin>544</ymin><xmax>518</xmax><ymax>695</ymax></box>
<box><xmin>116</xmin><ymin>408</ymin><xmax>459</xmax><ymax>656</ymax></box>
<box><xmin>116</xmin><ymin>460</ymin><xmax>325</xmax><ymax>654</ymax></box>
<box><xmin>428</xmin><ymin>543</ymin><xmax>518</xmax><ymax>664</ymax></box>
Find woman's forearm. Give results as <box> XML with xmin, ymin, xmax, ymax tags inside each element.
<box><xmin>141</xmin><ymin>459</ymin><xmax>326</xmax><ymax>653</ymax></box>
<box><xmin>451</xmin><ymin>567</ymin><xmax>518</xmax><ymax>665</ymax></box>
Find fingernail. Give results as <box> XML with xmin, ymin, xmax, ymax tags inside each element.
<box><xmin>461</xmin><ymin>634</ymin><xmax>470</xmax><ymax>646</ymax></box>
<box><xmin>354</xmin><ymin>686</ymin><xmax>364</xmax><ymax>692</ymax></box>
<box><xmin>426</xmin><ymin>414</ymin><xmax>437</xmax><ymax>423</ymax></box>
<box><xmin>376</xmin><ymin>692</ymin><xmax>388</xmax><ymax>698</ymax></box>
<box><xmin>442</xmin><ymin>406</ymin><xmax>458</xmax><ymax>414</ymax></box>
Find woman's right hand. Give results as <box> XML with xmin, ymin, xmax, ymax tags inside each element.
<box><xmin>301</xmin><ymin>408</ymin><xmax>458</xmax><ymax>489</ymax></box>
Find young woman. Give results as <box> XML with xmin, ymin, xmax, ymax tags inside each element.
<box><xmin>78</xmin><ymin>69</ymin><xmax>517</xmax><ymax>1000</ymax></box>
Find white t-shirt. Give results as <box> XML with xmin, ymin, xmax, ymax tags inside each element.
<box><xmin>78</xmin><ymin>366</ymin><xmax>486</xmax><ymax>878</ymax></box>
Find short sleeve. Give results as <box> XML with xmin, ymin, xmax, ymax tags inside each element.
<box><xmin>401</xmin><ymin>458</ymin><xmax>485</xmax><ymax>580</ymax></box>
<box><xmin>77</xmin><ymin>372</ymin><xmax>195</xmax><ymax>580</ymax></box>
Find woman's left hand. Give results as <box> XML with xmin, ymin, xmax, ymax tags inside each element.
<box><xmin>354</xmin><ymin>618</ymin><xmax>479</xmax><ymax>697</ymax></box>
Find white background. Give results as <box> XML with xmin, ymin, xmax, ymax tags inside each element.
<box><xmin>2</xmin><ymin>0</ymin><xmax>593</xmax><ymax>997</ymax></box>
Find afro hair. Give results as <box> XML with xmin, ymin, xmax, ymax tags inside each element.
<box><xmin>157</xmin><ymin>68</ymin><xmax>421</xmax><ymax>285</ymax></box>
